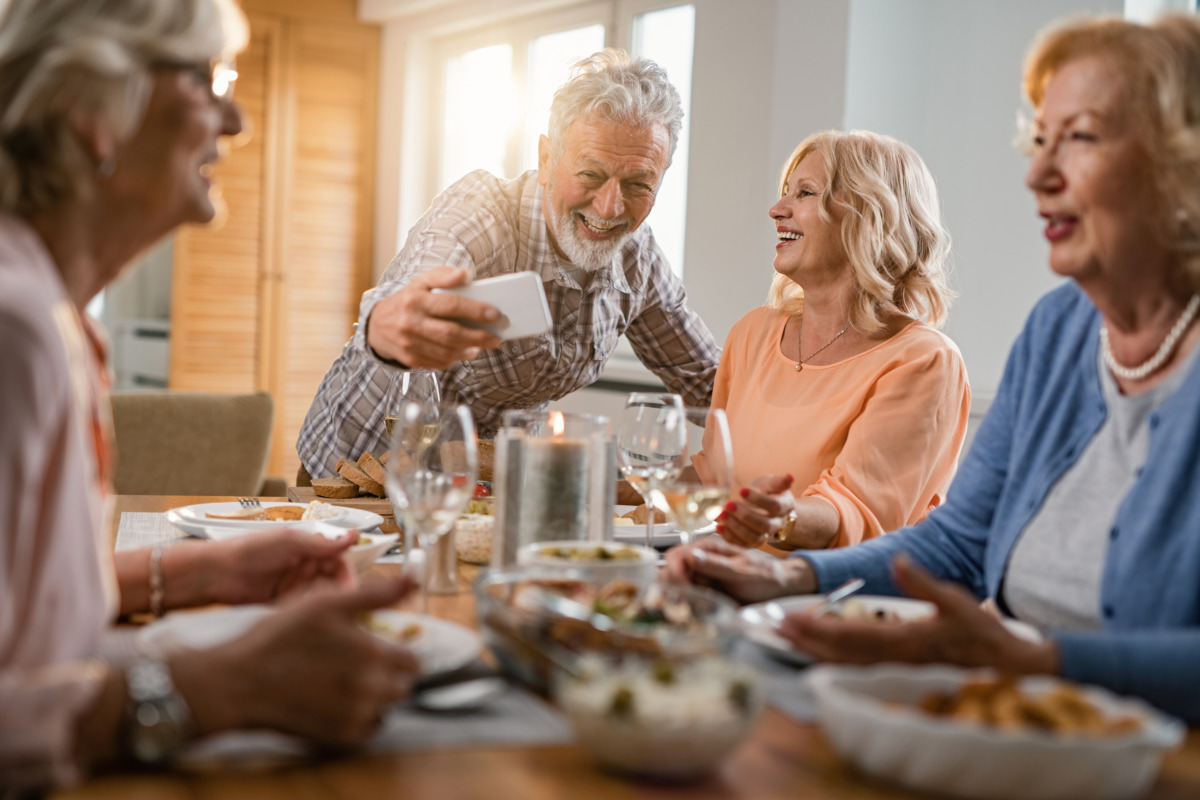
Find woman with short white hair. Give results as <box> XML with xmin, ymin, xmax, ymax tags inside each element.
<box><xmin>0</xmin><ymin>0</ymin><xmax>419</xmax><ymax>789</ymax></box>
<box><xmin>709</xmin><ymin>129</ymin><xmax>970</xmax><ymax>551</ymax></box>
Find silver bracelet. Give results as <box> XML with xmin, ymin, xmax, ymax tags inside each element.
<box><xmin>149</xmin><ymin>543</ymin><xmax>166</xmax><ymax>617</ymax></box>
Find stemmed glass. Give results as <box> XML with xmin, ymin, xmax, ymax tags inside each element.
<box><xmin>384</xmin><ymin>370</ymin><xmax>441</xmax><ymax>441</ymax></box>
<box><xmin>616</xmin><ymin>393</ymin><xmax>685</xmax><ymax>548</ymax></box>
<box><xmin>651</xmin><ymin>407</ymin><xmax>734</xmax><ymax>547</ymax></box>
<box><xmin>385</xmin><ymin>400</ymin><xmax>477</xmax><ymax>614</ymax></box>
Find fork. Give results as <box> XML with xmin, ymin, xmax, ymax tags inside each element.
<box><xmin>238</xmin><ymin>497</ymin><xmax>262</xmax><ymax>509</ymax></box>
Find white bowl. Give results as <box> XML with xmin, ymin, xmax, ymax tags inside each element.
<box><xmin>516</xmin><ymin>540</ymin><xmax>658</xmax><ymax>583</ymax></box>
<box><xmin>807</xmin><ymin>664</ymin><xmax>1185</xmax><ymax>800</ymax></box>
<box><xmin>557</xmin><ymin>655</ymin><xmax>763</xmax><ymax>781</ymax></box>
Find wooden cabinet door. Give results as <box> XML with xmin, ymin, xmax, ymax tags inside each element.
<box><xmin>271</xmin><ymin>21</ymin><xmax>378</xmax><ymax>481</ymax></box>
<box><xmin>170</xmin><ymin>10</ymin><xmax>378</xmax><ymax>482</ymax></box>
<box><xmin>169</xmin><ymin>15</ymin><xmax>280</xmax><ymax>396</ymax></box>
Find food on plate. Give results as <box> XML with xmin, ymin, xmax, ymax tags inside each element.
<box><xmin>612</xmin><ymin>516</ymin><xmax>634</xmax><ymax>527</ymax></box>
<box><xmin>915</xmin><ymin>676</ymin><xmax>1144</xmax><ymax>737</ymax></box>
<box><xmin>473</xmin><ymin>481</ymin><xmax>491</xmax><ymax>498</ymax></box>
<box><xmin>622</xmin><ymin>504</ymin><xmax>666</xmax><ymax>525</ymax></box>
<box><xmin>455</xmin><ymin>514</ymin><xmax>495</xmax><ymax>565</ymax></box>
<box><xmin>206</xmin><ymin>506</ymin><xmax>267</xmax><ymax>521</ymax></box>
<box><xmin>357</xmin><ymin>450</ymin><xmax>388</xmax><ymax>488</ymax></box>
<box><xmin>536</xmin><ymin>544</ymin><xmax>643</xmax><ymax>562</ymax></box>
<box><xmin>814</xmin><ymin>598</ymin><xmax>908</xmax><ymax>623</ymax></box>
<box><xmin>361</xmin><ymin>614</ymin><xmax>423</xmax><ymax>642</ymax></box>
<box><xmin>264</xmin><ymin>505</ymin><xmax>305</xmax><ymax>521</ymax></box>
<box><xmin>300</xmin><ymin>499</ymin><xmax>340</xmax><ymax>521</ymax></box>
<box><xmin>337</xmin><ymin>456</ymin><xmax>385</xmax><ymax>497</ymax></box>
<box><xmin>312</xmin><ymin>476</ymin><xmax>359</xmax><ymax>499</ymax></box>
<box><xmin>502</xmin><ymin>578</ymin><xmax>710</xmax><ymax>657</ymax></box>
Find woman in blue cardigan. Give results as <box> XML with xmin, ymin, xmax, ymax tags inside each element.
<box><xmin>666</xmin><ymin>12</ymin><xmax>1200</xmax><ymax>723</ymax></box>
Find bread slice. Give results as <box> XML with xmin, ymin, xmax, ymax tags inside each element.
<box><xmin>357</xmin><ymin>451</ymin><xmax>388</xmax><ymax>494</ymax></box>
<box><xmin>622</xmin><ymin>504</ymin><xmax>666</xmax><ymax>525</ymax></box>
<box><xmin>337</xmin><ymin>457</ymin><xmax>385</xmax><ymax>497</ymax></box>
<box><xmin>477</xmin><ymin>439</ymin><xmax>495</xmax><ymax>483</ymax></box>
<box><xmin>312</xmin><ymin>476</ymin><xmax>360</xmax><ymax>499</ymax></box>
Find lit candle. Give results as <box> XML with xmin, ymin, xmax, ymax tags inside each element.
<box><xmin>493</xmin><ymin>410</ymin><xmax>615</xmax><ymax>566</ymax></box>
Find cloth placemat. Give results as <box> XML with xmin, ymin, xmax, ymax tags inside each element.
<box><xmin>178</xmin><ymin>677</ymin><xmax>572</xmax><ymax>766</ymax></box>
<box><xmin>115</xmin><ymin>511</ymin><xmax>190</xmax><ymax>552</ymax></box>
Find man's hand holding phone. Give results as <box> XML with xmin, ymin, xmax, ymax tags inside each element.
<box><xmin>365</xmin><ymin>267</ymin><xmax>502</xmax><ymax>369</ymax></box>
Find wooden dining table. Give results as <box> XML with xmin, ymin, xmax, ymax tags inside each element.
<box><xmin>52</xmin><ymin>495</ymin><xmax>1200</xmax><ymax>800</ymax></box>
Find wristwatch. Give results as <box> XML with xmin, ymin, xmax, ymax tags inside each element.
<box><xmin>125</xmin><ymin>656</ymin><xmax>193</xmax><ymax>764</ymax></box>
<box><xmin>771</xmin><ymin>509</ymin><xmax>798</xmax><ymax>545</ymax></box>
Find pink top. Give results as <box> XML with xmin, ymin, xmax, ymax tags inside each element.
<box><xmin>0</xmin><ymin>214</ymin><xmax>118</xmax><ymax>788</ymax></box>
<box><xmin>702</xmin><ymin>305</ymin><xmax>970</xmax><ymax>547</ymax></box>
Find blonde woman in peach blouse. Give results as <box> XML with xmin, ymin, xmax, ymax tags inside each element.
<box><xmin>710</xmin><ymin>130</ymin><xmax>970</xmax><ymax>550</ymax></box>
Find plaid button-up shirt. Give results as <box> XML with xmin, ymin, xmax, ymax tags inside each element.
<box><xmin>297</xmin><ymin>170</ymin><xmax>720</xmax><ymax>477</ymax></box>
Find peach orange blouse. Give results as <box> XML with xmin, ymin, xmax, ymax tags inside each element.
<box><xmin>705</xmin><ymin>306</ymin><xmax>970</xmax><ymax>547</ymax></box>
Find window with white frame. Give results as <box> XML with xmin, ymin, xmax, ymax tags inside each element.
<box><xmin>429</xmin><ymin>3</ymin><xmax>695</xmax><ymax>276</ymax></box>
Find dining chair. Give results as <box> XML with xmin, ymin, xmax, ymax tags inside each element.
<box><xmin>109</xmin><ymin>391</ymin><xmax>286</xmax><ymax>496</ymax></box>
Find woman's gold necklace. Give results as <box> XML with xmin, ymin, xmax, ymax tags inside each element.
<box><xmin>795</xmin><ymin>318</ymin><xmax>851</xmax><ymax>372</ymax></box>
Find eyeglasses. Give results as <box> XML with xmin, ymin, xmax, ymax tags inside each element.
<box><xmin>149</xmin><ymin>57</ymin><xmax>238</xmax><ymax>102</ymax></box>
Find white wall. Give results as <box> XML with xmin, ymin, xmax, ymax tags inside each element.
<box><xmin>841</xmin><ymin>0</ymin><xmax>1121</xmax><ymax>395</ymax></box>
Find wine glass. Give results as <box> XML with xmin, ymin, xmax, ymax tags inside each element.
<box><xmin>616</xmin><ymin>393</ymin><xmax>685</xmax><ymax>548</ymax></box>
<box><xmin>651</xmin><ymin>407</ymin><xmax>734</xmax><ymax>547</ymax></box>
<box><xmin>385</xmin><ymin>400</ymin><xmax>477</xmax><ymax>614</ymax></box>
<box><xmin>383</xmin><ymin>370</ymin><xmax>441</xmax><ymax>440</ymax></box>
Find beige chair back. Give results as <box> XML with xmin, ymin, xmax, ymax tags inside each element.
<box><xmin>110</xmin><ymin>391</ymin><xmax>275</xmax><ymax>496</ymax></box>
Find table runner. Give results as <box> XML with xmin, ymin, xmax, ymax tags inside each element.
<box><xmin>111</xmin><ymin>512</ymin><xmax>574</xmax><ymax>758</ymax></box>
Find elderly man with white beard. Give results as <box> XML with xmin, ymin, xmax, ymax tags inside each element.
<box><xmin>298</xmin><ymin>48</ymin><xmax>719</xmax><ymax>481</ymax></box>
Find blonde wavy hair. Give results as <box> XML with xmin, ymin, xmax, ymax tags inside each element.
<box><xmin>1023</xmin><ymin>14</ymin><xmax>1200</xmax><ymax>289</ymax></box>
<box><xmin>767</xmin><ymin>130</ymin><xmax>953</xmax><ymax>332</ymax></box>
<box><xmin>0</xmin><ymin>0</ymin><xmax>248</xmax><ymax>216</ymax></box>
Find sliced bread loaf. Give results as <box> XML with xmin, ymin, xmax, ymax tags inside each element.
<box><xmin>357</xmin><ymin>450</ymin><xmax>388</xmax><ymax>492</ymax></box>
<box><xmin>337</xmin><ymin>457</ymin><xmax>385</xmax><ymax>497</ymax></box>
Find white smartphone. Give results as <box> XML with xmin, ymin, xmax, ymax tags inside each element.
<box><xmin>431</xmin><ymin>271</ymin><xmax>553</xmax><ymax>340</ymax></box>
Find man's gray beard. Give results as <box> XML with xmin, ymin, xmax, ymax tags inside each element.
<box><xmin>548</xmin><ymin>187</ymin><xmax>632</xmax><ymax>271</ymax></box>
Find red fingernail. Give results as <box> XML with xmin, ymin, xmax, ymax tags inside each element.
<box><xmin>716</xmin><ymin>511</ymin><xmax>727</xmax><ymax>520</ymax></box>
<box><xmin>786</xmin><ymin>473</ymin><xmax>794</xmax><ymax>482</ymax></box>
<box><xmin>716</xmin><ymin>524</ymin><xmax>725</xmax><ymax>533</ymax></box>
<box><xmin>725</xmin><ymin>502</ymin><xmax>737</xmax><ymax>512</ymax></box>
<box><xmin>740</xmin><ymin>488</ymin><xmax>750</xmax><ymax>498</ymax></box>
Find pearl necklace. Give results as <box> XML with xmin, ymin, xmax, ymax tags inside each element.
<box><xmin>794</xmin><ymin>318</ymin><xmax>851</xmax><ymax>372</ymax></box>
<box><xmin>1100</xmin><ymin>294</ymin><xmax>1200</xmax><ymax>381</ymax></box>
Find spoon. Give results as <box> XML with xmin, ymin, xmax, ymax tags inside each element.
<box><xmin>414</xmin><ymin>677</ymin><xmax>508</xmax><ymax>712</ymax></box>
<box><xmin>809</xmin><ymin>577</ymin><xmax>866</xmax><ymax>618</ymax></box>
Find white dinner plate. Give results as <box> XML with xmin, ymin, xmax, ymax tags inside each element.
<box><xmin>739</xmin><ymin>594</ymin><xmax>1042</xmax><ymax>667</ymax></box>
<box><xmin>137</xmin><ymin>605</ymin><xmax>481</xmax><ymax>676</ymax></box>
<box><xmin>611</xmin><ymin>505</ymin><xmax>716</xmax><ymax>548</ymax></box>
<box><xmin>166</xmin><ymin>501</ymin><xmax>383</xmax><ymax>537</ymax></box>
